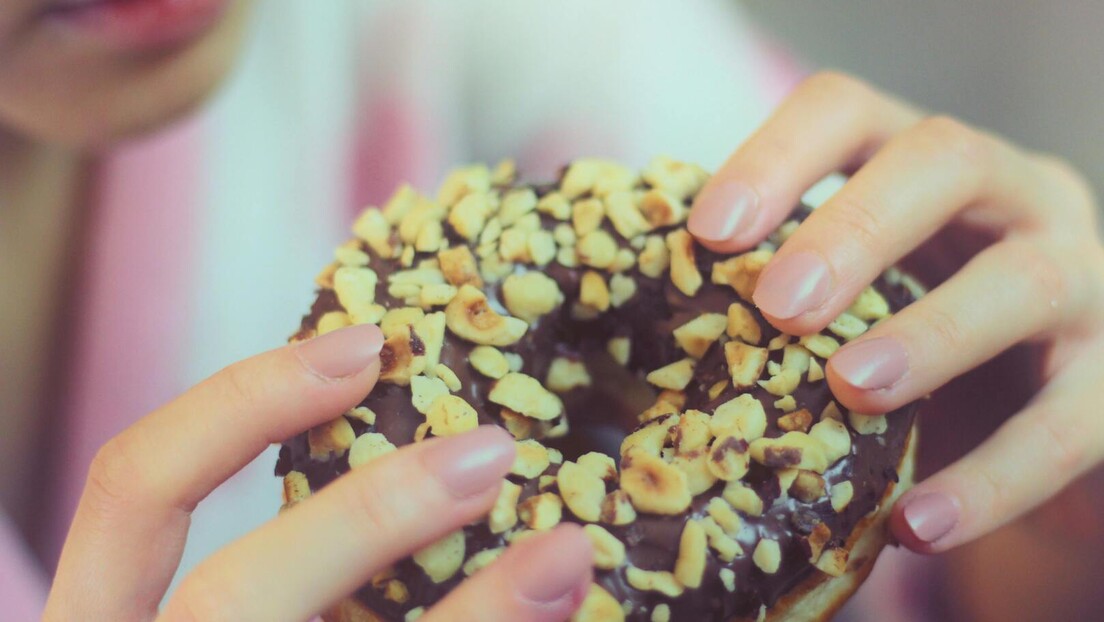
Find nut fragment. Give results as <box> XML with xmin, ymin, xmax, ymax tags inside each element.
<box><xmin>437</xmin><ymin>164</ymin><xmax>491</xmax><ymax>207</ymax></box>
<box><xmin>317</xmin><ymin>310</ymin><xmax>352</xmax><ymax>335</ymax></box>
<box><xmin>558</xmin><ymin>461</ymin><xmax>607</xmax><ymax>522</ymax></box>
<box><xmin>546</xmin><ymin>357</ymin><xmax>592</xmax><ymax>393</ymax></box>
<box><xmin>620</xmin><ymin>452</ymin><xmax>692</xmax><ymax>515</ymax></box>
<box><xmin>561</xmin><ymin>159</ymin><xmax>637</xmax><ymax>199</ymax></box>
<box><xmin>711</xmin><ymin>394</ymin><xmax>767</xmax><ymax>441</ymax></box>
<box><xmin>415</xmin><ymin>312</ymin><xmax>447</xmax><ymax>369</ymax></box>
<box><xmin>625</xmin><ymin>567</ymin><xmax>684</xmax><ymax>598</ymax></box>
<box><xmin>511</xmin><ymin>440</ymin><xmax>551</xmax><ymax>479</ymax></box>
<box><xmin>383</xmin><ymin>580</ymin><xmax>409</xmax><ymax>604</ymax></box>
<box><xmin>759</xmin><ymin>368</ymin><xmax>801</xmax><ymax>397</ymax></box>
<box><xmin>462</xmin><ymin>548</ymin><xmax>505</xmax><ymax>576</ymax></box>
<box><xmin>347</xmin><ymin>432</ymin><xmax>397</xmax><ymax>468</ymax></box>
<box><xmin>579</xmin><ymin>270</ymin><xmax>611</xmax><ymax>312</ymax></box>
<box><xmin>381</xmin><ymin>307</ymin><xmax>426</xmax><ymax>338</ymax></box>
<box><xmin>308</xmin><ymin>417</ymin><xmax>356</xmax><ymax>460</ymax></box>
<box><xmin>621</xmin><ymin>414</ymin><xmax>678</xmax><ymax>458</ymax></box>
<box><xmin>470</xmin><ymin>345</ymin><xmax>510</xmax><ymax>379</ymax></box>
<box><xmin>725</xmin><ymin>341</ymin><xmax>769</xmax><ymax>388</ymax></box>
<box><xmin>489</xmin><ymin>480</ymin><xmax>522</xmax><ymax>533</ymax></box>
<box><xmin>848</xmin><ymin>410</ymin><xmax>888</xmax><ymax>435</ymax></box>
<box><xmin>333</xmin><ymin>266</ymin><xmax>380</xmax><ymax>324</ymax></box>
<box><xmin>720</xmin><ymin>568</ymin><xmax>736</xmax><ymax>592</ymax></box>
<box><xmin>576</xmin><ymin>230</ymin><xmax>618</xmax><ymax>269</ymax></box>
<box><xmin>700</xmin><ymin>516</ymin><xmax>743</xmax><ymax>561</ymax></box>
<box><xmin>418</xmin><ymin>283</ymin><xmax>458</xmax><ymax>307</ymax></box>
<box><xmin>814</xmin><ymin>547</ymin><xmax>849</xmax><ymax>577</ymax></box>
<box><xmin>411</xmin><ymin>375</ymin><xmax>450</xmax><ymax>414</ymax></box>
<box><xmin>604</xmin><ymin>190</ymin><xmax>652</xmax><ymax>239</ymax></box>
<box><xmin>673</xmin><ymin>313</ymin><xmax>727</xmax><ymax>358</ymax></box>
<box><xmin>345</xmin><ymin>406</ymin><xmax>377</xmax><ymax>425</ymax></box>
<box><xmin>378</xmin><ymin>326</ymin><xmax>427</xmax><ymax>385</ymax></box>
<box><xmin>642</xmin><ymin>155</ymin><xmax>709</xmax><ymax>200</ymax></box>
<box><xmin>609</xmin><ymin>273</ymin><xmax>637</xmax><ymax>308</ymax></box>
<box><xmin>707</xmin><ymin>433</ymin><xmax>751</xmax><ymax>481</ymax></box>
<box><xmin>583</xmin><ymin>524</ymin><xmax>626</xmax><ymax>569</ymax></box>
<box><xmin>726</xmin><ymin>303</ymin><xmax>762</xmax><ymax>344</ymax></box>
<box><xmin>828</xmin><ymin>312</ymin><xmax>869</xmax><ymax>341</ymax></box>
<box><xmin>537</xmin><ymin>192</ymin><xmax>572</xmax><ymax>220</ymax></box>
<box><xmin>517</xmin><ymin>492</ymin><xmax>564</xmax><ymax>530</ymax></box>
<box><xmin>750</xmin><ymin>432</ymin><xmax>829</xmax><ymax>473</ymax></box>
<box><xmin>671</xmin><ymin>409</ymin><xmax>712</xmax><ymax>453</ymax></box>
<box><xmin>606</xmin><ymin>337</ymin><xmax>631</xmax><ymax>366</ymax></box>
<box><xmin>800</xmin><ymin>334</ymin><xmax>840</xmax><ymax>358</ymax></box>
<box><xmin>848</xmin><ymin>286</ymin><xmax>890</xmax><ymax>321</ymax></box>
<box><xmin>639</xmin><ymin>189</ymin><xmax>687</xmax><ymax>228</ymax></box>
<box><xmin>577</xmin><ymin>452</ymin><xmax>618</xmax><ymax>482</ymax></box>
<box><xmin>445</xmin><ymin>285</ymin><xmax>528</xmax><ymax>346</ymax></box>
<box><xmin>413</xmin><ymin>530</ymin><xmax>465</xmax><ymax>583</ymax></box>
<box><xmin>498</xmin><ymin>188</ymin><xmax>537</xmax><ymax>225</ymax></box>
<box><xmin>673</xmin><ymin>520</ymin><xmax>708</xmax><ymax>589</ymax></box>
<box><xmin>670</xmin><ymin>448</ymin><xmax>718</xmax><ymax>495</ymax></box>
<box><xmin>809</xmin><ymin>418</ymin><xmax>852</xmax><ymax>464</ymax></box>
<box><xmin>790</xmin><ymin>470</ymin><xmax>827</xmax><ymax>502</ymax></box>
<box><xmin>572</xmin><ymin>198</ymin><xmax>606</xmax><ymax>237</ymax></box>
<box><xmin>806</xmin><ymin>522</ymin><xmax>832</xmax><ymax>563</ymax></box>
<box><xmin>651</xmin><ymin>604</ymin><xmax>671</xmax><ymax>622</ymax></box>
<box><xmin>437</xmin><ymin>246</ymin><xmax>483</xmax><ymax>288</ymax></box>
<box><xmin>425</xmin><ymin>395</ymin><xmax>479</xmax><ymax>437</ymax></box>
<box><xmin>781</xmin><ymin>345</ymin><xmax>812</xmax><ymax>375</ymax></box>
<box><xmin>571</xmin><ymin>584</ymin><xmax>625</xmax><ymax>622</ymax></box>
<box><xmin>599</xmin><ymin>490</ymin><xmax>638</xmax><ymax>525</ymax></box>
<box><xmin>645</xmin><ymin>358</ymin><xmax>695</xmax><ymax>391</ymax></box>
<box><xmin>281</xmin><ymin>471</ymin><xmax>310</xmax><ymax>508</ymax></box>
<box><xmin>637</xmin><ymin>235</ymin><xmax>670</xmax><ymax>279</ymax></box>
<box><xmin>334</xmin><ymin>241</ymin><xmax>370</xmax><ymax>267</ymax></box>
<box><xmin>821</xmin><ymin>400</ymin><xmax>844</xmax><ymax>422</ymax></box>
<box><xmin>665</xmin><ymin>229</ymin><xmax>702</xmax><ymax>296</ymax></box>
<box><xmin>502</xmin><ymin>272</ymin><xmax>564</xmax><ymax>323</ymax></box>
<box><xmin>528</xmin><ymin>230</ymin><xmax>557</xmax><ymax>266</ymax></box>
<box><xmin>723</xmin><ymin>481</ymin><xmax>764</xmax><ymax>516</ymax></box>
<box><xmin>830</xmin><ymin>481</ymin><xmax>855</xmax><ymax>512</ymax></box>
<box><xmin>753</xmin><ymin>539</ymin><xmax>782</xmax><ymax>574</ymax></box>
<box><xmin>433</xmin><ymin>364</ymin><xmax>461</xmax><ymax>392</ymax></box>
<box><xmin>489</xmin><ymin>372</ymin><xmax>564</xmax><ymax>421</ymax></box>
<box><xmin>778</xmin><ymin>408</ymin><xmax>814</xmax><ymax>433</ymax></box>
<box><xmin>706</xmin><ymin>497</ymin><xmax>742</xmax><ymax>534</ymax></box>
<box><xmin>808</xmin><ymin>358</ymin><xmax>825</xmax><ymax>382</ymax></box>
<box><xmin>352</xmin><ymin>208</ymin><xmax>396</xmax><ymax>258</ymax></box>
<box><xmin>711</xmin><ymin>249</ymin><xmax>773</xmax><ymax>300</ymax></box>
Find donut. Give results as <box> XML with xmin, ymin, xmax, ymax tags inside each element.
<box><xmin>274</xmin><ymin>157</ymin><xmax>923</xmax><ymax>622</ymax></box>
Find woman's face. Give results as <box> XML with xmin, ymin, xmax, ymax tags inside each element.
<box><xmin>0</xmin><ymin>0</ymin><xmax>252</xmax><ymax>147</ymax></box>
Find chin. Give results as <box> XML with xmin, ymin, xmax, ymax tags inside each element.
<box><xmin>0</xmin><ymin>0</ymin><xmax>252</xmax><ymax>149</ymax></box>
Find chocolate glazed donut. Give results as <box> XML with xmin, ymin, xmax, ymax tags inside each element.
<box><xmin>274</xmin><ymin>158</ymin><xmax>923</xmax><ymax>622</ymax></box>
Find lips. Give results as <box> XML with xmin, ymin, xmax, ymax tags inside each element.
<box><xmin>44</xmin><ymin>0</ymin><xmax>231</xmax><ymax>51</ymax></box>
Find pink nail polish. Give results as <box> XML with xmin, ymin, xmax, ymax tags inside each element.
<box><xmin>688</xmin><ymin>181</ymin><xmax>760</xmax><ymax>243</ymax></box>
<box><xmin>752</xmin><ymin>251</ymin><xmax>832</xmax><ymax>319</ymax></box>
<box><xmin>830</xmin><ymin>337</ymin><xmax>909</xmax><ymax>390</ymax></box>
<box><xmin>422</xmin><ymin>426</ymin><xmax>516</xmax><ymax>498</ymax></box>
<box><xmin>514</xmin><ymin>524</ymin><xmax>594</xmax><ymax>605</ymax></box>
<box><xmin>903</xmin><ymin>493</ymin><xmax>959</xmax><ymax>544</ymax></box>
<box><xmin>294</xmin><ymin>323</ymin><xmax>384</xmax><ymax>379</ymax></box>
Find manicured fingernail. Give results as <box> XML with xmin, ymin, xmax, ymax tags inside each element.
<box><xmin>515</xmin><ymin>525</ymin><xmax>593</xmax><ymax>605</ymax></box>
<box><xmin>752</xmin><ymin>251</ymin><xmax>832</xmax><ymax>319</ymax></box>
<box><xmin>422</xmin><ymin>426</ymin><xmax>516</xmax><ymax>498</ymax></box>
<box><xmin>902</xmin><ymin>493</ymin><xmax>960</xmax><ymax>544</ymax></box>
<box><xmin>830</xmin><ymin>336</ymin><xmax>909</xmax><ymax>390</ymax></box>
<box><xmin>688</xmin><ymin>180</ymin><xmax>760</xmax><ymax>243</ymax></box>
<box><xmin>294</xmin><ymin>323</ymin><xmax>384</xmax><ymax>379</ymax></box>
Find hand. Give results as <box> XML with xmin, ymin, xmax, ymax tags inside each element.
<box><xmin>687</xmin><ymin>71</ymin><xmax>1104</xmax><ymax>554</ymax></box>
<box><xmin>43</xmin><ymin>324</ymin><xmax>593</xmax><ymax>622</ymax></box>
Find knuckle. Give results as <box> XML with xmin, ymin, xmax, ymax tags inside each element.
<box><xmin>916</xmin><ymin>115</ymin><xmax>993</xmax><ymax>170</ymax></box>
<box><xmin>997</xmin><ymin>240</ymin><xmax>1070</xmax><ymax>312</ymax></box>
<box><xmin>342</xmin><ymin>472</ymin><xmax>405</xmax><ymax>536</ymax></box>
<box><xmin>916</xmin><ymin>305</ymin><xmax>967</xmax><ymax>351</ymax></box>
<box><xmin>1034</xmin><ymin>412</ymin><xmax>1088</xmax><ymax>477</ymax></box>
<box><xmin>213</xmin><ymin>359</ymin><xmax>264</xmax><ymax>412</ymax></box>
<box><xmin>821</xmin><ymin>195</ymin><xmax>886</xmax><ymax>259</ymax></box>
<box><xmin>85</xmin><ymin>435</ymin><xmax>149</xmax><ymax>519</ymax></box>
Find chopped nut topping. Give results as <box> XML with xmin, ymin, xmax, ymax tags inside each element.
<box><xmin>410</xmin><ymin>375</ymin><xmax>450</xmax><ymax>414</ymax></box>
<box><xmin>707</xmin><ymin>433</ymin><xmax>751</xmax><ymax>481</ymax></box>
<box><xmin>830</xmin><ymin>481</ymin><xmax>855</xmax><ymax>512</ymax></box>
<box><xmin>828</xmin><ymin>312</ymin><xmax>869</xmax><ymax>341</ymax></box>
<box><xmin>809</xmin><ymin>418</ymin><xmax>852</xmax><ymax>464</ymax></box>
<box><xmin>711</xmin><ymin>250</ymin><xmax>773</xmax><ymax>301</ymax></box>
<box><xmin>577</xmin><ymin>452</ymin><xmax>618</xmax><ymax>482</ymax></box>
<box><xmin>674</xmin><ymin>520</ymin><xmax>708</xmax><ymax>588</ymax></box>
<box><xmin>488</xmin><ymin>480</ymin><xmax>522</xmax><ymax>533</ymax></box>
<box><xmin>418</xmin><ymin>283</ymin><xmax>458</xmax><ymax>308</ymax></box>
<box><xmin>537</xmin><ymin>192</ymin><xmax>572</xmax><ymax>220</ymax></box>
<box><xmin>711</xmin><ymin>394</ymin><xmax>767</xmax><ymax>441</ymax></box>
<box><xmin>790</xmin><ymin>470</ymin><xmax>827</xmax><ymax>502</ymax></box>
<box><xmin>645</xmin><ymin>358</ymin><xmax>695</xmax><ymax>391</ymax></box>
<box><xmin>759</xmin><ymin>368</ymin><xmax>801</xmax><ymax>397</ymax></box>
<box><xmin>584</xmin><ymin>524</ymin><xmax>626</xmax><ymax>569</ymax></box>
<box><xmin>774</xmin><ymin>395</ymin><xmax>797</xmax><ymax>412</ymax></box>
<box><xmin>558</xmin><ymin>461</ymin><xmax>606</xmax><ymax>522</ymax></box>
<box><xmin>445</xmin><ymin>285</ymin><xmax>528</xmax><ymax>346</ymax></box>
<box><xmin>708</xmin><ymin>380</ymin><xmax>728</xmax><ymax>400</ymax></box>
<box><xmin>308</xmin><ymin>417</ymin><xmax>355</xmax><ymax>460</ymax></box>
<box><xmin>848</xmin><ymin>286</ymin><xmax>890</xmax><ymax>321</ymax></box>
<box><xmin>622</xmin><ymin>416</ymin><xmax>678</xmax><ymax>459</ymax></box>
<box><xmin>561</xmin><ymin>159</ymin><xmax>637</xmax><ymax>199</ymax></box>
<box><xmin>609</xmin><ymin>273</ymin><xmax>637</xmax><ymax>308</ymax></box>
<box><xmin>753</xmin><ymin>539</ymin><xmax>782</xmax><ymax>574</ymax></box>
<box><xmin>848</xmin><ymin>411</ymin><xmax>888</xmax><ymax>435</ymax></box>
<box><xmin>673</xmin><ymin>313</ymin><xmax>727</xmax><ymax>359</ymax></box>
<box><xmin>750</xmin><ymin>432</ymin><xmax>830</xmax><ymax>473</ymax></box>
<box><xmin>576</xmin><ymin>230</ymin><xmax>618</xmax><ymax>269</ymax></box>
<box><xmin>546</xmin><ymin>357</ymin><xmax>592</xmax><ymax>393</ymax></box>
<box><xmin>517</xmin><ymin>492</ymin><xmax>564</xmax><ymax>530</ymax></box>
<box><xmin>470</xmin><ymin>345</ymin><xmax>510</xmax><ymax>379</ymax></box>
<box><xmin>571</xmin><ymin>584</ymin><xmax>625</xmax><ymax>622</ymax></box>
<box><xmin>414</xmin><ymin>220</ymin><xmax>445</xmax><ymax>253</ymax></box>
<box><xmin>726</xmin><ymin>303</ymin><xmax>762</xmax><ymax>344</ymax></box>
<box><xmin>415</xmin><ymin>312</ymin><xmax>446</xmax><ymax>369</ymax></box>
<box><xmin>502</xmin><ymin>271</ymin><xmax>563</xmax><ymax>323</ymax></box>
<box><xmin>781</xmin><ymin>344</ymin><xmax>812</xmax><ymax>375</ymax></box>
<box><xmin>821</xmin><ymin>400</ymin><xmax>844</xmax><ymax>422</ymax></box>
<box><xmin>498</xmin><ymin>188</ymin><xmax>538</xmax><ymax>226</ymax></box>
<box><xmin>437</xmin><ymin>164</ymin><xmax>491</xmax><ymax>207</ymax></box>
<box><xmin>625</xmin><ymin>567</ymin><xmax>684</xmax><ymax>598</ymax></box>
<box><xmin>528</xmin><ymin>230</ymin><xmax>557</xmax><ymax>266</ymax></box>
<box><xmin>632</xmin><ymin>235</ymin><xmax>667</xmax><ymax>280</ymax></box>
<box><xmin>383</xmin><ymin>579</ymin><xmax>409</xmax><ymax>604</ymax></box>
<box><xmin>437</xmin><ymin>246</ymin><xmax>483</xmax><ymax>288</ymax></box>
<box><xmin>642</xmin><ymin>156</ymin><xmax>709</xmax><ymax>200</ymax></box>
<box><xmin>462</xmin><ymin>547</ymin><xmax>505</xmax><ymax>576</ymax></box>
<box><xmin>490</xmin><ymin>158</ymin><xmax>516</xmax><ymax>185</ymax></box>
<box><xmin>670</xmin><ymin>448</ymin><xmax>718</xmax><ymax>495</ymax></box>
<box><xmin>665</xmin><ymin>229</ymin><xmax>702</xmax><ymax>296</ymax></box>
<box><xmin>707</xmin><ymin>497</ymin><xmax>742</xmax><ymax>534</ymax></box>
<box><xmin>281</xmin><ymin>471</ymin><xmax>310</xmax><ymax>508</ymax></box>
<box><xmin>720</xmin><ymin>568</ymin><xmax>736</xmax><ymax>592</ymax></box>
<box><xmin>604</xmin><ymin>190</ymin><xmax>652</xmax><ymax>239</ymax></box>
<box><xmin>671</xmin><ymin>409</ymin><xmax>712</xmax><ymax>453</ymax></box>
<box><xmin>808</xmin><ymin>358</ymin><xmax>825</xmax><ymax>382</ymax></box>
<box><xmin>498</xmin><ymin>227</ymin><xmax>531</xmax><ymax>263</ymax></box>
<box><xmin>607</xmin><ymin>337</ymin><xmax>631</xmax><ymax>366</ymax></box>
<box><xmin>651</xmin><ymin>604</ymin><xmax>671</xmax><ymax>622</ymax></box>
<box><xmin>639</xmin><ymin>189</ymin><xmax>687</xmax><ymax>228</ymax></box>
<box><xmin>479</xmin><ymin>217</ymin><xmax>503</xmax><ymax>246</ymax></box>
<box><xmin>572</xmin><ymin>198</ymin><xmax>606</xmax><ymax>237</ymax></box>
<box><xmin>333</xmin><ymin>266</ymin><xmax>380</xmax><ymax>324</ymax></box>
<box><xmin>379</xmin><ymin>326</ymin><xmax>427</xmax><ymax>385</ymax></box>
<box><xmin>778</xmin><ymin>409</ymin><xmax>814</xmax><ymax>433</ymax></box>
<box><xmin>723</xmin><ymin>481</ymin><xmax>764</xmax><ymax>516</ymax></box>
<box><xmin>504</xmin><ymin>352</ymin><xmax>524</xmax><ymax>372</ymax></box>
<box><xmin>335</xmin><ymin>241</ymin><xmax>370</xmax><ymax>267</ymax></box>
<box><xmin>345</xmin><ymin>406</ymin><xmax>377</xmax><ymax>426</ymax></box>
<box><xmin>599</xmin><ymin>490</ymin><xmax>638</xmax><ymax>525</ymax></box>
<box><xmin>700</xmin><ymin>516</ymin><xmax>743</xmax><ymax>561</ymax></box>
<box><xmin>405</xmin><ymin>607</ymin><xmax>425</xmax><ymax>622</ymax></box>
<box><xmin>511</xmin><ymin>440</ymin><xmax>551</xmax><ymax>479</ymax></box>
<box><xmin>806</xmin><ymin>522</ymin><xmax>832</xmax><ymax>563</ymax></box>
<box><xmin>800</xmin><ymin>334</ymin><xmax>841</xmax><ymax>358</ymax></box>
<box><xmin>448</xmin><ymin>191</ymin><xmax>495</xmax><ymax>241</ymax></box>
<box><xmin>725</xmin><ymin>341</ymin><xmax>769</xmax><ymax>389</ymax></box>
<box><xmin>352</xmin><ymin>208</ymin><xmax>396</xmax><ymax>258</ymax></box>
<box><xmin>620</xmin><ymin>452</ymin><xmax>692</xmax><ymax>515</ymax></box>
<box><xmin>489</xmin><ymin>372</ymin><xmax>564</xmax><ymax>421</ymax></box>
<box><xmin>317</xmin><ymin>311</ymin><xmax>352</xmax><ymax>335</ymax></box>
<box><xmin>433</xmin><ymin>364</ymin><xmax>461</xmax><ymax>392</ymax></box>
<box><xmin>814</xmin><ymin>547</ymin><xmax>849</xmax><ymax>577</ymax></box>
<box><xmin>413</xmin><ymin>530</ymin><xmax>465</xmax><ymax>583</ymax></box>
<box><xmin>425</xmin><ymin>395</ymin><xmax>479</xmax><ymax>437</ymax></box>
<box><xmin>500</xmin><ymin>408</ymin><xmax>535</xmax><ymax>440</ymax></box>
<box><xmin>579</xmin><ymin>270</ymin><xmax>611</xmax><ymax>312</ymax></box>
<box><xmin>552</xmin><ymin>222</ymin><xmax>576</xmax><ymax>247</ymax></box>
<box><xmin>399</xmin><ymin>200</ymin><xmax>447</xmax><ymax>246</ymax></box>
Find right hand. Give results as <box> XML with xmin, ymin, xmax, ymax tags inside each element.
<box><xmin>43</xmin><ymin>323</ymin><xmax>593</xmax><ymax>622</ymax></box>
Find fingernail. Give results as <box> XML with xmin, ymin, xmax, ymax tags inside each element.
<box><xmin>688</xmin><ymin>180</ymin><xmax>760</xmax><ymax>243</ymax></box>
<box><xmin>422</xmin><ymin>426</ymin><xmax>516</xmax><ymax>498</ymax></box>
<box><xmin>752</xmin><ymin>251</ymin><xmax>832</xmax><ymax>319</ymax></box>
<box><xmin>294</xmin><ymin>323</ymin><xmax>384</xmax><ymax>379</ymax></box>
<box><xmin>902</xmin><ymin>493</ymin><xmax>960</xmax><ymax>544</ymax></box>
<box><xmin>515</xmin><ymin>524</ymin><xmax>593</xmax><ymax>605</ymax></box>
<box><xmin>830</xmin><ymin>336</ymin><xmax>909</xmax><ymax>390</ymax></box>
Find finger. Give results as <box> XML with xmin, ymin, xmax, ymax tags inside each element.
<box><xmin>420</xmin><ymin>524</ymin><xmax>594</xmax><ymax>622</ymax></box>
<box><xmin>751</xmin><ymin>115</ymin><xmax>1062</xmax><ymax>333</ymax></box>
<box><xmin>824</xmin><ymin>236</ymin><xmax>1084</xmax><ymax>415</ymax></box>
<box><xmin>688</xmin><ymin>71</ymin><xmax>921</xmax><ymax>253</ymax></box>
<box><xmin>890</xmin><ymin>343</ymin><xmax>1104</xmax><ymax>553</ymax></box>
<box><xmin>159</xmin><ymin>427</ymin><xmax>516</xmax><ymax>622</ymax></box>
<box><xmin>46</xmin><ymin>324</ymin><xmax>384</xmax><ymax>622</ymax></box>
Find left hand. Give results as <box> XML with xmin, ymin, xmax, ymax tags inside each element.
<box><xmin>686</xmin><ymin>71</ymin><xmax>1104</xmax><ymax>554</ymax></box>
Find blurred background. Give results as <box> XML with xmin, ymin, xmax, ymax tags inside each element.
<box><xmin>745</xmin><ymin>0</ymin><xmax>1103</xmax><ymax>215</ymax></box>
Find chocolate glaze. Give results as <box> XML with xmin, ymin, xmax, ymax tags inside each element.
<box><xmin>276</xmin><ymin>191</ymin><xmax>919</xmax><ymax>621</ymax></box>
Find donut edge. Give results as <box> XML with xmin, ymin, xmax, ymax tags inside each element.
<box><xmin>319</xmin><ymin>424</ymin><xmax>918</xmax><ymax>622</ymax></box>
